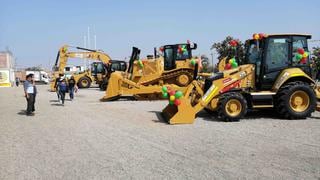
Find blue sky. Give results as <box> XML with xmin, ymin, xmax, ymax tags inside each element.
<box><xmin>1</xmin><ymin>0</ymin><xmax>320</xmax><ymax>68</ymax></box>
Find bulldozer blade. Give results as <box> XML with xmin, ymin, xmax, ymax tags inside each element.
<box><xmin>162</xmin><ymin>97</ymin><xmax>197</xmax><ymax>124</ymax></box>
<box><xmin>101</xmin><ymin>72</ymin><xmax>122</xmax><ymax>101</ymax></box>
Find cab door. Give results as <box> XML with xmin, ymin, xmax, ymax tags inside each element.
<box><xmin>259</xmin><ymin>37</ymin><xmax>290</xmax><ymax>90</ymax></box>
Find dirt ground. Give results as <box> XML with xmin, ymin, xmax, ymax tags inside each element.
<box><xmin>0</xmin><ymin>85</ymin><xmax>319</xmax><ymax>180</ymax></box>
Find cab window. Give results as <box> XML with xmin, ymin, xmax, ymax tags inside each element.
<box><xmin>265</xmin><ymin>38</ymin><xmax>289</xmax><ymax>71</ymax></box>
<box><xmin>292</xmin><ymin>36</ymin><xmax>308</xmax><ymax>65</ymax></box>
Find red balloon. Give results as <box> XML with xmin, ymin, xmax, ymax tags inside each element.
<box><xmin>259</xmin><ymin>33</ymin><xmax>265</xmax><ymax>39</ymax></box>
<box><xmin>300</xmin><ymin>57</ymin><xmax>307</xmax><ymax>64</ymax></box>
<box><xmin>174</xmin><ymin>99</ymin><xmax>181</xmax><ymax>106</ymax></box>
<box><xmin>297</xmin><ymin>48</ymin><xmax>305</xmax><ymax>55</ymax></box>
<box><xmin>169</xmin><ymin>90</ymin><xmax>176</xmax><ymax>96</ymax></box>
<box><xmin>159</xmin><ymin>47</ymin><xmax>164</xmax><ymax>52</ymax></box>
<box><xmin>229</xmin><ymin>40</ymin><xmax>238</xmax><ymax>47</ymax></box>
<box><xmin>225</xmin><ymin>63</ymin><xmax>232</xmax><ymax>70</ymax></box>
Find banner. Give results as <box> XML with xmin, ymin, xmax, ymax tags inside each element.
<box><xmin>0</xmin><ymin>70</ymin><xmax>11</xmax><ymax>87</ymax></box>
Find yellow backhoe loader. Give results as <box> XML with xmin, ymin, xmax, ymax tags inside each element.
<box><xmin>162</xmin><ymin>34</ymin><xmax>320</xmax><ymax>124</ymax></box>
<box><xmin>102</xmin><ymin>43</ymin><xmax>199</xmax><ymax>101</ymax></box>
<box><xmin>49</xmin><ymin>45</ymin><xmax>126</xmax><ymax>91</ymax></box>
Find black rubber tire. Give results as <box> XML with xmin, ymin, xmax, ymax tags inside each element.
<box><xmin>77</xmin><ymin>77</ymin><xmax>91</xmax><ymax>88</ymax></box>
<box><xmin>99</xmin><ymin>79</ymin><xmax>108</xmax><ymax>91</ymax></box>
<box><xmin>275</xmin><ymin>81</ymin><xmax>316</xmax><ymax>119</ymax></box>
<box><xmin>217</xmin><ymin>92</ymin><xmax>247</xmax><ymax>122</ymax></box>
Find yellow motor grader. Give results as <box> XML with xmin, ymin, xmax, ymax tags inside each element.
<box><xmin>49</xmin><ymin>45</ymin><xmax>126</xmax><ymax>91</ymax></box>
<box><xmin>102</xmin><ymin>43</ymin><xmax>199</xmax><ymax>101</ymax></box>
<box><xmin>162</xmin><ymin>34</ymin><xmax>320</xmax><ymax>124</ymax></box>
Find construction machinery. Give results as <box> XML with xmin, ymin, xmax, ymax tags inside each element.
<box><xmin>102</xmin><ymin>43</ymin><xmax>199</xmax><ymax>101</ymax></box>
<box><xmin>162</xmin><ymin>33</ymin><xmax>320</xmax><ymax>124</ymax></box>
<box><xmin>49</xmin><ymin>45</ymin><xmax>126</xmax><ymax>91</ymax></box>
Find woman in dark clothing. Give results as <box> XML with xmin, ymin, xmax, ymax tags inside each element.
<box><xmin>68</xmin><ymin>76</ymin><xmax>77</xmax><ymax>100</ymax></box>
<box><xmin>58</xmin><ymin>79</ymin><xmax>67</xmax><ymax>105</ymax></box>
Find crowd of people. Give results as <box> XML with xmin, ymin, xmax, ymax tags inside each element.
<box><xmin>54</xmin><ymin>74</ymin><xmax>78</xmax><ymax>105</ymax></box>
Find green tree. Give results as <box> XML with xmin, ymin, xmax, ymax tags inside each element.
<box><xmin>211</xmin><ymin>36</ymin><xmax>246</xmax><ymax>64</ymax></box>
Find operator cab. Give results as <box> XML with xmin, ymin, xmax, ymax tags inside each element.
<box><xmin>244</xmin><ymin>34</ymin><xmax>312</xmax><ymax>90</ymax></box>
<box><xmin>163</xmin><ymin>43</ymin><xmax>197</xmax><ymax>70</ymax></box>
<box><xmin>91</xmin><ymin>60</ymin><xmax>127</xmax><ymax>76</ymax></box>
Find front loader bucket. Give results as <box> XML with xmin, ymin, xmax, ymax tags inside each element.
<box><xmin>100</xmin><ymin>72</ymin><xmax>122</xmax><ymax>101</ymax></box>
<box><xmin>162</xmin><ymin>97</ymin><xmax>197</xmax><ymax>124</ymax></box>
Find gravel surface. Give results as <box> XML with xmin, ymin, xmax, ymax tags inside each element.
<box><xmin>0</xmin><ymin>85</ymin><xmax>320</xmax><ymax>179</ymax></box>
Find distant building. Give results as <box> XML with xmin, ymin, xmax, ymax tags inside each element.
<box><xmin>0</xmin><ymin>51</ymin><xmax>15</xmax><ymax>87</ymax></box>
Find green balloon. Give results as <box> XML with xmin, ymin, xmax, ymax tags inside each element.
<box><xmin>162</xmin><ymin>86</ymin><xmax>168</xmax><ymax>93</ymax></box>
<box><xmin>296</xmin><ymin>54</ymin><xmax>303</xmax><ymax>60</ymax></box>
<box><xmin>169</xmin><ymin>100</ymin><xmax>174</xmax><ymax>105</ymax></box>
<box><xmin>231</xmin><ymin>62</ymin><xmax>238</xmax><ymax>68</ymax></box>
<box><xmin>191</xmin><ymin>59</ymin><xmax>196</xmax><ymax>65</ymax></box>
<box><xmin>162</xmin><ymin>92</ymin><xmax>168</xmax><ymax>98</ymax></box>
<box><xmin>175</xmin><ymin>91</ymin><xmax>183</xmax><ymax>98</ymax></box>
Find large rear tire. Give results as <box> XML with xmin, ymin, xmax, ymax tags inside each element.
<box><xmin>77</xmin><ymin>77</ymin><xmax>91</xmax><ymax>88</ymax></box>
<box><xmin>275</xmin><ymin>81</ymin><xmax>316</xmax><ymax>119</ymax></box>
<box><xmin>217</xmin><ymin>92</ymin><xmax>247</xmax><ymax>122</ymax></box>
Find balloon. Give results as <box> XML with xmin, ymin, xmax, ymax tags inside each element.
<box><xmin>169</xmin><ymin>100</ymin><xmax>174</xmax><ymax>105</ymax></box>
<box><xmin>169</xmin><ymin>90</ymin><xmax>176</xmax><ymax>96</ymax></box>
<box><xmin>162</xmin><ymin>86</ymin><xmax>168</xmax><ymax>93</ymax></box>
<box><xmin>303</xmin><ymin>52</ymin><xmax>309</xmax><ymax>58</ymax></box>
<box><xmin>297</xmin><ymin>48</ymin><xmax>305</xmax><ymax>55</ymax></box>
<box><xmin>174</xmin><ymin>99</ymin><xmax>181</xmax><ymax>106</ymax></box>
<box><xmin>225</xmin><ymin>63</ymin><xmax>232</xmax><ymax>70</ymax></box>
<box><xmin>178</xmin><ymin>48</ymin><xmax>183</xmax><ymax>54</ymax></box>
<box><xmin>191</xmin><ymin>59</ymin><xmax>196</xmax><ymax>65</ymax></box>
<box><xmin>228</xmin><ymin>58</ymin><xmax>234</xmax><ymax>64</ymax></box>
<box><xmin>253</xmin><ymin>33</ymin><xmax>260</xmax><ymax>40</ymax></box>
<box><xmin>159</xmin><ymin>47</ymin><xmax>164</xmax><ymax>52</ymax></box>
<box><xmin>175</xmin><ymin>91</ymin><xmax>183</xmax><ymax>99</ymax></box>
<box><xmin>296</xmin><ymin>54</ymin><xmax>303</xmax><ymax>60</ymax></box>
<box><xmin>231</xmin><ymin>62</ymin><xmax>238</xmax><ymax>68</ymax></box>
<box><xmin>259</xmin><ymin>33</ymin><xmax>266</xmax><ymax>39</ymax></box>
<box><xmin>300</xmin><ymin>59</ymin><xmax>307</xmax><ymax>64</ymax></box>
<box><xmin>229</xmin><ymin>40</ymin><xmax>238</xmax><ymax>47</ymax></box>
<box><xmin>162</xmin><ymin>92</ymin><xmax>168</xmax><ymax>98</ymax></box>
<box><xmin>169</xmin><ymin>95</ymin><xmax>175</xmax><ymax>101</ymax></box>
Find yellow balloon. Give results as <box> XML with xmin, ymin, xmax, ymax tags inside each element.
<box><xmin>254</xmin><ymin>34</ymin><xmax>260</xmax><ymax>40</ymax></box>
<box><xmin>303</xmin><ymin>52</ymin><xmax>309</xmax><ymax>58</ymax></box>
<box><xmin>169</xmin><ymin>95</ymin><xmax>175</xmax><ymax>101</ymax></box>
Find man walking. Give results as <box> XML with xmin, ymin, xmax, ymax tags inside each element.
<box><xmin>23</xmin><ymin>74</ymin><xmax>36</xmax><ymax>116</ymax></box>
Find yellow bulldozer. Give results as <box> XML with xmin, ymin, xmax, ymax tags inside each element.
<box><xmin>162</xmin><ymin>33</ymin><xmax>320</xmax><ymax>124</ymax></box>
<box><xmin>102</xmin><ymin>43</ymin><xmax>200</xmax><ymax>101</ymax></box>
<box><xmin>50</xmin><ymin>45</ymin><xmax>126</xmax><ymax>91</ymax></box>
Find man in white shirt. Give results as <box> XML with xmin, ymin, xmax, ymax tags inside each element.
<box><xmin>23</xmin><ymin>74</ymin><xmax>36</xmax><ymax>116</ymax></box>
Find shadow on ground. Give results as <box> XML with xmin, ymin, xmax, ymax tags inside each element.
<box><xmin>17</xmin><ymin>110</ymin><xmax>26</xmax><ymax>115</ymax></box>
<box><xmin>150</xmin><ymin>108</ymin><xmax>313</xmax><ymax>123</ymax></box>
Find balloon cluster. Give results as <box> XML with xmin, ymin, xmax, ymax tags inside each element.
<box><xmin>229</xmin><ymin>40</ymin><xmax>238</xmax><ymax>49</ymax></box>
<box><xmin>159</xmin><ymin>46</ymin><xmax>164</xmax><ymax>52</ymax></box>
<box><xmin>161</xmin><ymin>86</ymin><xmax>183</xmax><ymax>106</ymax></box>
<box><xmin>138</xmin><ymin>59</ymin><xmax>144</xmax><ymax>68</ymax></box>
<box><xmin>295</xmin><ymin>48</ymin><xmax>309</xmax><ymax>64</ymax></box>
<box><xmin>178</xmin><ymin>45</ymin><xmax>187</xmax><ymax>54</ymax></box>
<box><xmin>253</xmin><ymin>33</ymin><xmax>267</xmax><ymax>40</ymax></box>
<box><xmin>225</xmin><ymin>58</ymin><xmax>238</xmax><ymax>70</ymax></box>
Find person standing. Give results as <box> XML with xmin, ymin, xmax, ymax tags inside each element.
<box><xmin>15</xmin><ymin>77</ymin><xmax>20</xmax><ymax>87</ymax></box>
<box><xmin>54</xmin><ymin>74</ymin><xmax>64</xmax><ymax>101</ymax></box>
<box><xmin>68</xmin><ymin>76</ymin><xmax>77</xmax><ymax>100</ymax></box>
<box><xmin>23</xmin><ymin>74</ymin><xmax>36</xmax><ymax>116</ymax></box>
<box><xmin>58</xmin><ymin>78</ymin><xmax>67</xmax><ymax>105</ymax></box>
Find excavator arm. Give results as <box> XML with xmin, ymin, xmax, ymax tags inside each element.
<box><xmin>54</xmin><ymin>45</ymin><xmax>112</xmax><ymax>73</ymax></box>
